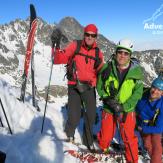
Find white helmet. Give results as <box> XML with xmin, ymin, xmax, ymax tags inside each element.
<box><xmin>116</xmin><ymin>38</ymin><xmax>133</xmax><ymax>53</ymax></box>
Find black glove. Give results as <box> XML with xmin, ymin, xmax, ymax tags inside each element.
<box><xmin>51</xmin><ymin>28</ymin><xmax>62</xmax><ymax>48</ymax></box>
<box><xmin>103</xmin><ymin>98</ymin><xmax>123</xmax><ymax>115</ymax></box>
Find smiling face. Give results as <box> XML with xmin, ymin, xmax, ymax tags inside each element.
<box><xmin>150</xmin><ymin>86</ymin><xmax>163</xmax><ymax>100</ymax></box>
<box><xmin>84</xmin><ymin>31</ymin><xmax>97</xmax><ymax>46</ymax></box>
<box><xmin>116</xmin><ymin>49</ymin><xmax>131</xmax><ymax>67</ymax></box>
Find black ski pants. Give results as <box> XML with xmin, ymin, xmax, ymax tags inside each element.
<box><xmin>65</xmin><ymin>85</ymin><xmax>96</xmax><ymax>146</ymax></box>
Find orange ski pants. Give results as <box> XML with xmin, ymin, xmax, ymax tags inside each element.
<box><xmin>97</xmin><ymin>111</ymin><xmax>138</xmax><ymax>163</ymax></box>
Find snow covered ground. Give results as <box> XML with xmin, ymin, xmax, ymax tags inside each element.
<box><xmin>0</xmin><ymin>78</ymin><xmax>147</xmax><ymax>163</ymax></box>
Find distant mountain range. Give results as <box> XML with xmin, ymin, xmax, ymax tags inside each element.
<box><xmin>0</xmin><ymin>16</ymin><xmax>162</xmax><ymax>98</ymax></box>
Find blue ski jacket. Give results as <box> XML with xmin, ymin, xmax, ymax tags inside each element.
<box><xmin>136</xmin><ymin>92</ymin><xmax>163</xmax><ymax>134</ymax></box>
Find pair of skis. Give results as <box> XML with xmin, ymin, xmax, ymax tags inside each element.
<box><xmin>19</xmin><ymin>4</ymin><xmax>69</xmax><ymax>134</ymax></box>
<box><xmin>64</xmin><ymin>149</ymin><xmax>125</xmax><ymax>163</ymax></box>
<box><xmin>20</xmin><ymin>4</ymin><xmax>39</xmax><ymax>111</ymax></box>
<box><xmin>19</xmin><ymin>4</ymin><xmax>60</xmax><ymax>132</ymax></box>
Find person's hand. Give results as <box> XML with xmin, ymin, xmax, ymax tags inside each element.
<box><xmin>103</xmin><ymin>98</ymin><xmax>123</xmax><ymax>115</ymax></box>
<box><xmin>51</xmin><ymin>28</ymin><xmax>62</xmax><ymax>48</ymax></box>
<box><xmin>111</xmin><ymin>102</ymin><xmax>123</xmax><ymax>117</ymax></box>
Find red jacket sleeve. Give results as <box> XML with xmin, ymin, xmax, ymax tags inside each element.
<box><xmin>54</xmin><ymin>42</ymin><xmax>76</xmax><ymax>64</ymax></box>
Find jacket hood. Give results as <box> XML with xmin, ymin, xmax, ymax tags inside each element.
<box><xmin>112</xmin><ymin>59</ymin><xmax>143</xmax><ymax>81</ymax></box>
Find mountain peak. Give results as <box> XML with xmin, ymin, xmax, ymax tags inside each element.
<box><xmin>59</xmin><ymin>16</ymin><xmax>82</xmax><ymax>27</ymax></box>
<box><xmin>0</xmin><ymin>16</ymin><xmax>162</xmax><ymax>89</ymax></box>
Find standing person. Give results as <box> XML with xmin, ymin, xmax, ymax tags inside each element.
<box><xmin>52</xmin><ymin>24</ymin><xmax>104</xmax><ymax>150</ymax></box>
<box><xmin>136</xmin><ymin>77</ymin><xmax>163</xmax><ymax>163</ymax></box>
<box><xmin>96</xmin><ymin>38</ymin><xmax>143</xmax><ymax>163</ymax></box>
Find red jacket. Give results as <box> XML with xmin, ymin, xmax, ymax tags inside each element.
<box><xmin>54</xmin><ymin>40</ymin><xmax>104</xmax><ymax>86</ymax></box>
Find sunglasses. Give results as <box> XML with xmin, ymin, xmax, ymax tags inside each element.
<box><xmin>117</xmin><ymin>51</ymin><xmax>130</xmax><ymax>56</ymax></box>
<box><xmin>84</xmin><ymin>33</ymin><xmax>97</xmax><ymax>38</ymax></box>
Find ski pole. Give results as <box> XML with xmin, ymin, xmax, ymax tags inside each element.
<box><xmin>0</xmin><ymin>98</ymin><xmax>13</xmax><ymax>134</ymax></box>
<box><xmin>0</xmin><ymin>116</ymin><xmax>4</xmax><ymax>127</ymax></box>
<box><xmin>115</xmin><ymin>117</ymin><xmax>124</xmax><ymax>163</ymax></box>
<box><xmin>81</xmin><ymin>101</ymin><xmax>96</xmax><ymax>152</ymax></box>
<box><xmin>117</xmin><ymin>117</ymin><xmax>135</xmax><ymax>163</ymax></box>
<box><xmin>41</xmin><ymin>42</ymin><xmax>56</xmax><ymax>134</ymax></box>
<box><xmin>73</xmin><ymin>61</ymin><xmax>95</xmax><ymax>151</ymax></box>
<box><xmin>41</xmin><ymin>28</ymin><xmax>68</xmax><ymax>133</ymax></box>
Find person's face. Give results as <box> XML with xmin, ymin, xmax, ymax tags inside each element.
<box><xmin>84</xmin><ymin>31</ymin><xmax>97</xmax><ymax>46</ymax></box>
<box><xmin>150</xmin><ymin>86</ymin><xmax>163</xmax><ymax>100</ymax></box>
<box><xmin>116</xmin><ymin>50</ymin><xmax>131</xmax><ymax>67</ymax></box>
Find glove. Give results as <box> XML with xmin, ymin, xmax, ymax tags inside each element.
<box><xmin>103</xmin><ymin>98</ymin><xmax>123</xmax><ymax>115</ymax></box>
<box><xmin>51</xmin><ymin>28</ymin><xmax>62</xmax><ymax>48</ymax></box>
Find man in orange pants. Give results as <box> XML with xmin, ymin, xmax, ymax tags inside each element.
<box><xmin>96</xmin><ymin>38</ymin><xmax>144</xmax><ymax>163</ymax></box>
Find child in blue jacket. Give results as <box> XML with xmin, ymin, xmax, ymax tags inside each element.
<box><xmin>136</xmin><ymin>77</ymin><xmax>163</xmax><ymax>163</ymax></box>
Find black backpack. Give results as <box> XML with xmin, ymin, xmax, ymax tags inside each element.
<box><xmin>65</xmin><ymin>40</ymin><xmax>101</xmax><ymax>81</ymax></box>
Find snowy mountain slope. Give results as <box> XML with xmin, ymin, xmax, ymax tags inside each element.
<box><xmin>0</xmin><ymin>79</ymin><xmax>76</xmax><ymax>163</ymax></box>
<box><xmin>0</xmin><ymin>77</ymin><xmax>148</xmax><ymax>163</ymax></box>
<box><xmin>0</xmin><ymin>11</ymin><xmax>163</xmax><ymax>163</ymax></box>
<box><xmin>0</xmin><ymin>18</ymin><xmax>67</xmax><ymax>98</ymax></box>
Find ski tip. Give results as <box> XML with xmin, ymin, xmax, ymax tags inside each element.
<box><xmin>30</xmin><ymin>4</ymin><xmax>37</xmax><ymax>21</ymax></box>
<box><xmin>30</xmin><ymin>4</ymin><xmax>35</xmax><ymax>10</ymax></box>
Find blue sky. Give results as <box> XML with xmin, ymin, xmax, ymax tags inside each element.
<box><xmin>1</xmin><ymin>0</ymin><xmax>163</xmax><ymax>50</ymax></box>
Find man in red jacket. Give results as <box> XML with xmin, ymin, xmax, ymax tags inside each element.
<box><xmin>52</xmin><ymin>24</ymin><xmax>104</xmax><ymax>150</ymax></box>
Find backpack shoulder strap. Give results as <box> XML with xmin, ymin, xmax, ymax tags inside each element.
<box><xmin>143</xmin><ymin>87</ymin><xmax>150</xmax><ymax>96</ymax></box>
<box><xmin>101</xmin><ymin>61</ymin><xmax>112</xmax><ymax>83</ymax></box>
<box><xmin>100</xmin><ymin>55</ymin><xmax>114</xmax><ymax>80</ymax></box>
<box><xmin>73</xmin><ymin>40</ymin><xmax>101</xmax><ymax>69</ymax></box>
<box><xmin>94</xmin><ymin>47</ymin><xmax>101</xmax><ymax>69</ymax></box>
<box><xmin>99</xmin><ymin>62</ymin><xmax>112</xmax><ymax>95</ymax></box>
<box><xmin>74</xmin><ymin>40</ymin><xmax>99</xmax><ymax>60</ymax></box>
<box><xmin>74</xmin><ymin>40</ymin><xmax>82</xmax><ymax>55</ymax></box>
<box><xmin>95</xmin><ymin>47</ymin><xmax>99</xmax><ymax>60</ymax></box>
